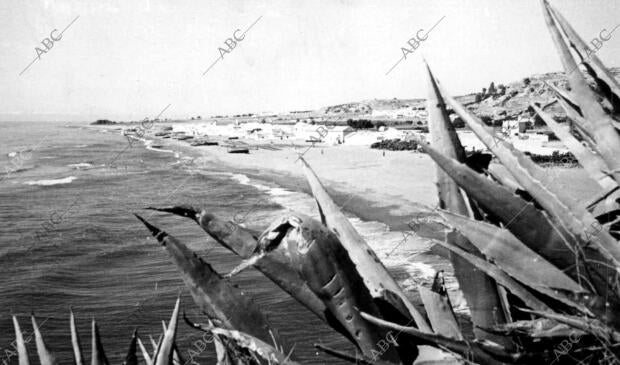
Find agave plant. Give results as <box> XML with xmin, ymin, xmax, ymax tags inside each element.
<box><xmin>12</xmin><ymin>1</ymin><xmax>620</xmax><ymax>364</ymax></box>
<box><xmin>11</xmin><ymin>299</ymin><xmax>182</xmax><ymax>365</ymax></box>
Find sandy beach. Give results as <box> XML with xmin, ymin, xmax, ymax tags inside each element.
<box><xmin>142</xmin><ymin>125</ymin><xmax>599</xmax><ymax>234</ymax></box>
<box><xmin>200</xmin><ymin>145</ymin><xmax>438</xmax><ymax>223</ymax></box>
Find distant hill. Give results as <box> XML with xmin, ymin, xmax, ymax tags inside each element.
<box><xmin>316</xmin><ymin>67</ymin><xmax>620</xmax><ymax>125</ymax></box>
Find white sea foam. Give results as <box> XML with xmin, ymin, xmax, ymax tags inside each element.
<box><xmin>68</xmin><ymin>162</ymin><xmax>93</xmax><ymax>169</ymax></box>
<box><xmin>146</xmin><ymin>145</ymin><xmax>175</xmax><ymax>153</ymax></box>
<box><xmin>223</xmin><ymin>172</ymin><xmax>453</xmax><ymax>296</ymax></box>
<box><xmin>230</xmin><ymin>173</ymin><xmax>251</xmax><ymax>185</ymax></box>
<box><xmin>25</xmin><ymin>176</ymin><xmax>77</xmax><ymax>186</ymax></box>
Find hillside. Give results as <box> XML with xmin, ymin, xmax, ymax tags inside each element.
<box><xmin>317</xmin><ymin>67</ymin><xmax>620</xmax><ymax>126</ymax></box>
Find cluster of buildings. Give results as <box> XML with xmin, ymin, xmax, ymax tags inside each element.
<box><xmin>160</xmin><ymin>119</ymin><xmax>417</xmax><ymax>147</ymax></box>
<box><xmin>171</xmin><ymin>121</ymin><xmax>356</xmax><ymax>145</ymax></box>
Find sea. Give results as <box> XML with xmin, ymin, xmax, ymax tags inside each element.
<box><xmin>0</xmin><ymin>121</ymin><xmax>454</xmax><ymax>364</ymax></box>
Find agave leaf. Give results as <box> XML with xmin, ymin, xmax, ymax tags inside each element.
<box><xmin>546</xmin><ymin>83</ymin><xmax>590</xmax><ymax>130</ymax></box>
<box><xmin>496</xmin><ymin>318</ymin><xmax>587</xmax><ymax>338</ymax></box>
<box><xmin>425</xmin><ymin>62</ymin><xmax>513</xmax><ymax>345</ymax></box>
<box><xmin>584</xmin><ymin>186</ymin><xmax>620</xmax><ymax>212</ymax></box>
<box><xmin>212</xmin><ymin>327</ymin><xmax>299</xmax><ymax>364</ymax></box>
<box><xmin>520</xmin><ymin>308</ymin><xmax>620</xmax><ymax>342</ymax></box>
<box><xmin>184</xmin><ymin>314</ymin><xmax>300</xmax><ymax>365</ymax></box>
<box><xmin>418</xmin><ymin>285</ymin><xmax>462</xmax><ymax>340</ymax></box>
<box><xmin>149</xmin><ymin>335</ymin><xmax>159</xmax><ymax>354</ymax></box>
<box><xmin>150</xmin><ymin>336</ymin><xmax>162</xmax><ymax>365</ymax></box>
<box><xmin>147</xmin><ymin>206</ymin><xmax>260</xmax><ymax>257</ymax></box>
<box><xmin>251</xmin><ymin>213</ymin><xmax>404</xmax><ymax>362</ymax></box>
<box><xmin>134</xmin><ymin>214</ymin><xmax>280</xmax><ymax>346</ymax></box>
<box><xmin>531</xmin><ymin>103</ymin><xmax>617</xmax><ymax>190</ymax></box>
<box><xmin>546</xmin><ymin>1</ymin><xmax>620</xmax><ymax>106</ymax></box>
<box><xmin>418</xmin><ymin>138</ymin><xmax>620</xmax><ymax>306</ymax></box>
<box><xmin>122</xmin><ymin>330</ymin><xmax>138</xmax><ymax>365</ymax></box>
<box><xmin>154</xmin><ymin>297</ymin><xmax>180</xmax><ymax>365</ymax></box>
<box><xmin>137</xmin><ymin>337</ymin><xmax>153</xmax><ymax>365</ymax></box>
<box><xmin>437</xmin><ymin>210</ymin><xmax>601</xmax><ymax>316</ymax></box>
<box><xmin>487</xmin><ymin>166</ymin><xmax>522</xmax><ymax>191</ymax></box>
<box><xmin>69</xmin><ymin>309</ymin><xmax>85</xmax><ymax>365</ymax></box>
<box><xmin>441</xmin><ymin>232</ymin><xmax>601</xmax><ymax>317</ymax></box>
<box><xmin>439</xmin><ymin>210</ymin><xmax>585</xmax><ymax>293</ymax></box>
<box><xmin>12</xmin><ymin>316</ymin><xmax>30</xmax><ymax>365</ymax></box>
<box><xmin>299</xmin><ymin>158</ymin><xmax>431</xmax><ymax>333</ymax></box>
<box><xmin>541</xmin><ymin>0</ymin><xmax>620</xmax><ymax>185</ymax></box>
<box><xmin>160</xmin><ymin>321</ymin><xmax>184</xmax><ymax>365</ymax></box>
<box><xmin>172</xmin><ymin>344</ymin><xmax>183</xmax><ymax>365</ymax></box>
<box><xmin>440</xmin><ymin>77</ymin><xmax>620</xmax><ymax>270</ymax></box>
<box><xmin>546</xmin><ymin>82</ymin><xmax>581</xmax><ymax>113</ymax></box>
<box><xmin>360</xmin><ymin>312</ymin><xmax>535</xmax><ymax>365</ymax></box>
<box><xmin>313</xmin><ymin>344</ymin><xmax>396</xmax><ymax>365</ymax></box>
<box><xmin>212</xmin><ymin>335</ymin><xmax>230</xmax><ymax>365</ymax></box>
<box><xmin>434</xmin><ymin>238</ymin><xmax>551</xmax><ymax>313</ymax></box>
<box><xmin>91</xmin><ymin>319</ymin><xmax>110</xmax><ymax>365</ymax></box>
<box><xmin>548</xmin><ymin>85</ymin><xmax>599</xmax><ymax>148</ymax></box>
<box><xmin>149</xmin><ymin>206</ymin><xmax>328</xmax><ymax>324</ymax></box>
<box><xmin>581</xmin><ymin>61</ymin><xmax>620</xmax><ymax>116</ymax></box>
<box><xmin>31</xmin><ymin>315</ymin><xmax>58</xmax><ymax>365</ymax></box>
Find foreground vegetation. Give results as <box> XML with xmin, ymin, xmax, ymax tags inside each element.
<box><xmin>370</xmin><ymin>138</ymin><xmax>419</xmax><ymax>151</ymax></box>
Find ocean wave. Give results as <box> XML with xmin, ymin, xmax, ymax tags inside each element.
<box><xmin>7</xmin><ymin>149</ymin><xmax>34</xmax><ymax>158</ymax></box>
<box><xmin>68</xmin><ymin>162</ymin><xmax>94</xmax><ymax>169</ymax></box>
<box><xmin>146</xmin><ymin>145</ymin><xmax>175</xmax><ymax>154</ymax></box>
<box><xmin>226</xmin><ymin>172</ymin><xmax>440</xmax><ymax>271</ymax></box>
<box><xmin>0</xmin><ymin>166</ymin><xmax>33</xmax><ymax>177</ymax></box>
<box><xmin>223</xmin><ymin>172</ymin><xmax>468</xmax><ymax>316</ymax></box>
<box><xmin>25</xmin><ymin>176</ymin><xmax>77</xmax><ymax>186</ymax></box>
<box><xmin>230</xmin><ymin>173</ymin><xmax>251</xmax><ymax>185</ymax></box>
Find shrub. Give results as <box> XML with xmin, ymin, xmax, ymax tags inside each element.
<box><xmin>480</xmin><ymin>115</ymin><xmax>493</xmax><ymax>125</ymax></box>
<box><xmin>526</xmin><ymin>150</ymin><xmax>578</xmax><ymax>165</ymax></box>
<box><xmin>91</xmin><ymin>119</ymin><xmax>116</xmax><ymax>125</ymax></box>
<box><xmin>452</xmin><ymin>116</ymin><xmax>465</xmax><ymax>128</ymax></box>
<box><xmin>370</xmin><ymin>138</ymin><xmax>418</xmax><ymax>151</ymax></box>
<box><xmin>347</xmin><ymin>119</ymin><xmax>374</xmax><ymax>129</ymax></box>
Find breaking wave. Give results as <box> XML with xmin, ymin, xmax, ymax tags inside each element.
<box><xmin>25</xmin><ymin>176</ymin><xmax>77</xmax><ymax>186</ymax></box>
<box><xmin>223</xmin><ymin>172</ymin><xmax>448</xmax><ymax>295</ymax></box>
<box><xmin>68</xmin><ymin>162</ymin><xmax>94</xmax><ymax>169</ymax></box>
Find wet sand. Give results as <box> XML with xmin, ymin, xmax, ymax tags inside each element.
<box><xmin>195</xmin><ymin>143</ymin><xmax>439</xmax><ymax>228</ymax></box>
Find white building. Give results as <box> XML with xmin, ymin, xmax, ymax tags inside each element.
<box><xmin>371</xmin><ymin>108</ymin><xmax>421</xmax><ymax>119</ymax></box>
<box><xmin>324</xmin><ymin>126</ymin><xmax>354</xmax><ymax>144</ymax></box>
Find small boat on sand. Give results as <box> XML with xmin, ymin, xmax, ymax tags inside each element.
<box><xmin>175</xmin><ymin>135</ymin><xmax>193</xmax><ymax>141</ymax></box>
<box><xmin>227</xmin><ymin>147</ymin><xmax>249</xmax><ymax>154</ymax></box>
<box><xmin>191</xmin><ymin>140</ymin><xmax>218</xmax><ymax>146</ymax></box>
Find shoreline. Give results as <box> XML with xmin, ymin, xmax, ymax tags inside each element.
<box><xmin>178</xmin><ymin>139</ymin><xmax>440</xmax><ymax>232</ymax></box>
<box><xmin>98</xmin><ymin>123</ymin><xmax>599</xmax><ymax>238</ymax></box>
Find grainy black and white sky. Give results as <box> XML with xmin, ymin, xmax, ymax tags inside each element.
<box><xmin>1</xmin><ymin>0</ymin><xmax>619</xmax><ymax>121</ymax></box>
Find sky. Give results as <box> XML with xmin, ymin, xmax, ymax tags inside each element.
<box><xmin>1</xmin><ymin>0</ymin><xmax>619</xmax><ymax>122</ymax></box>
